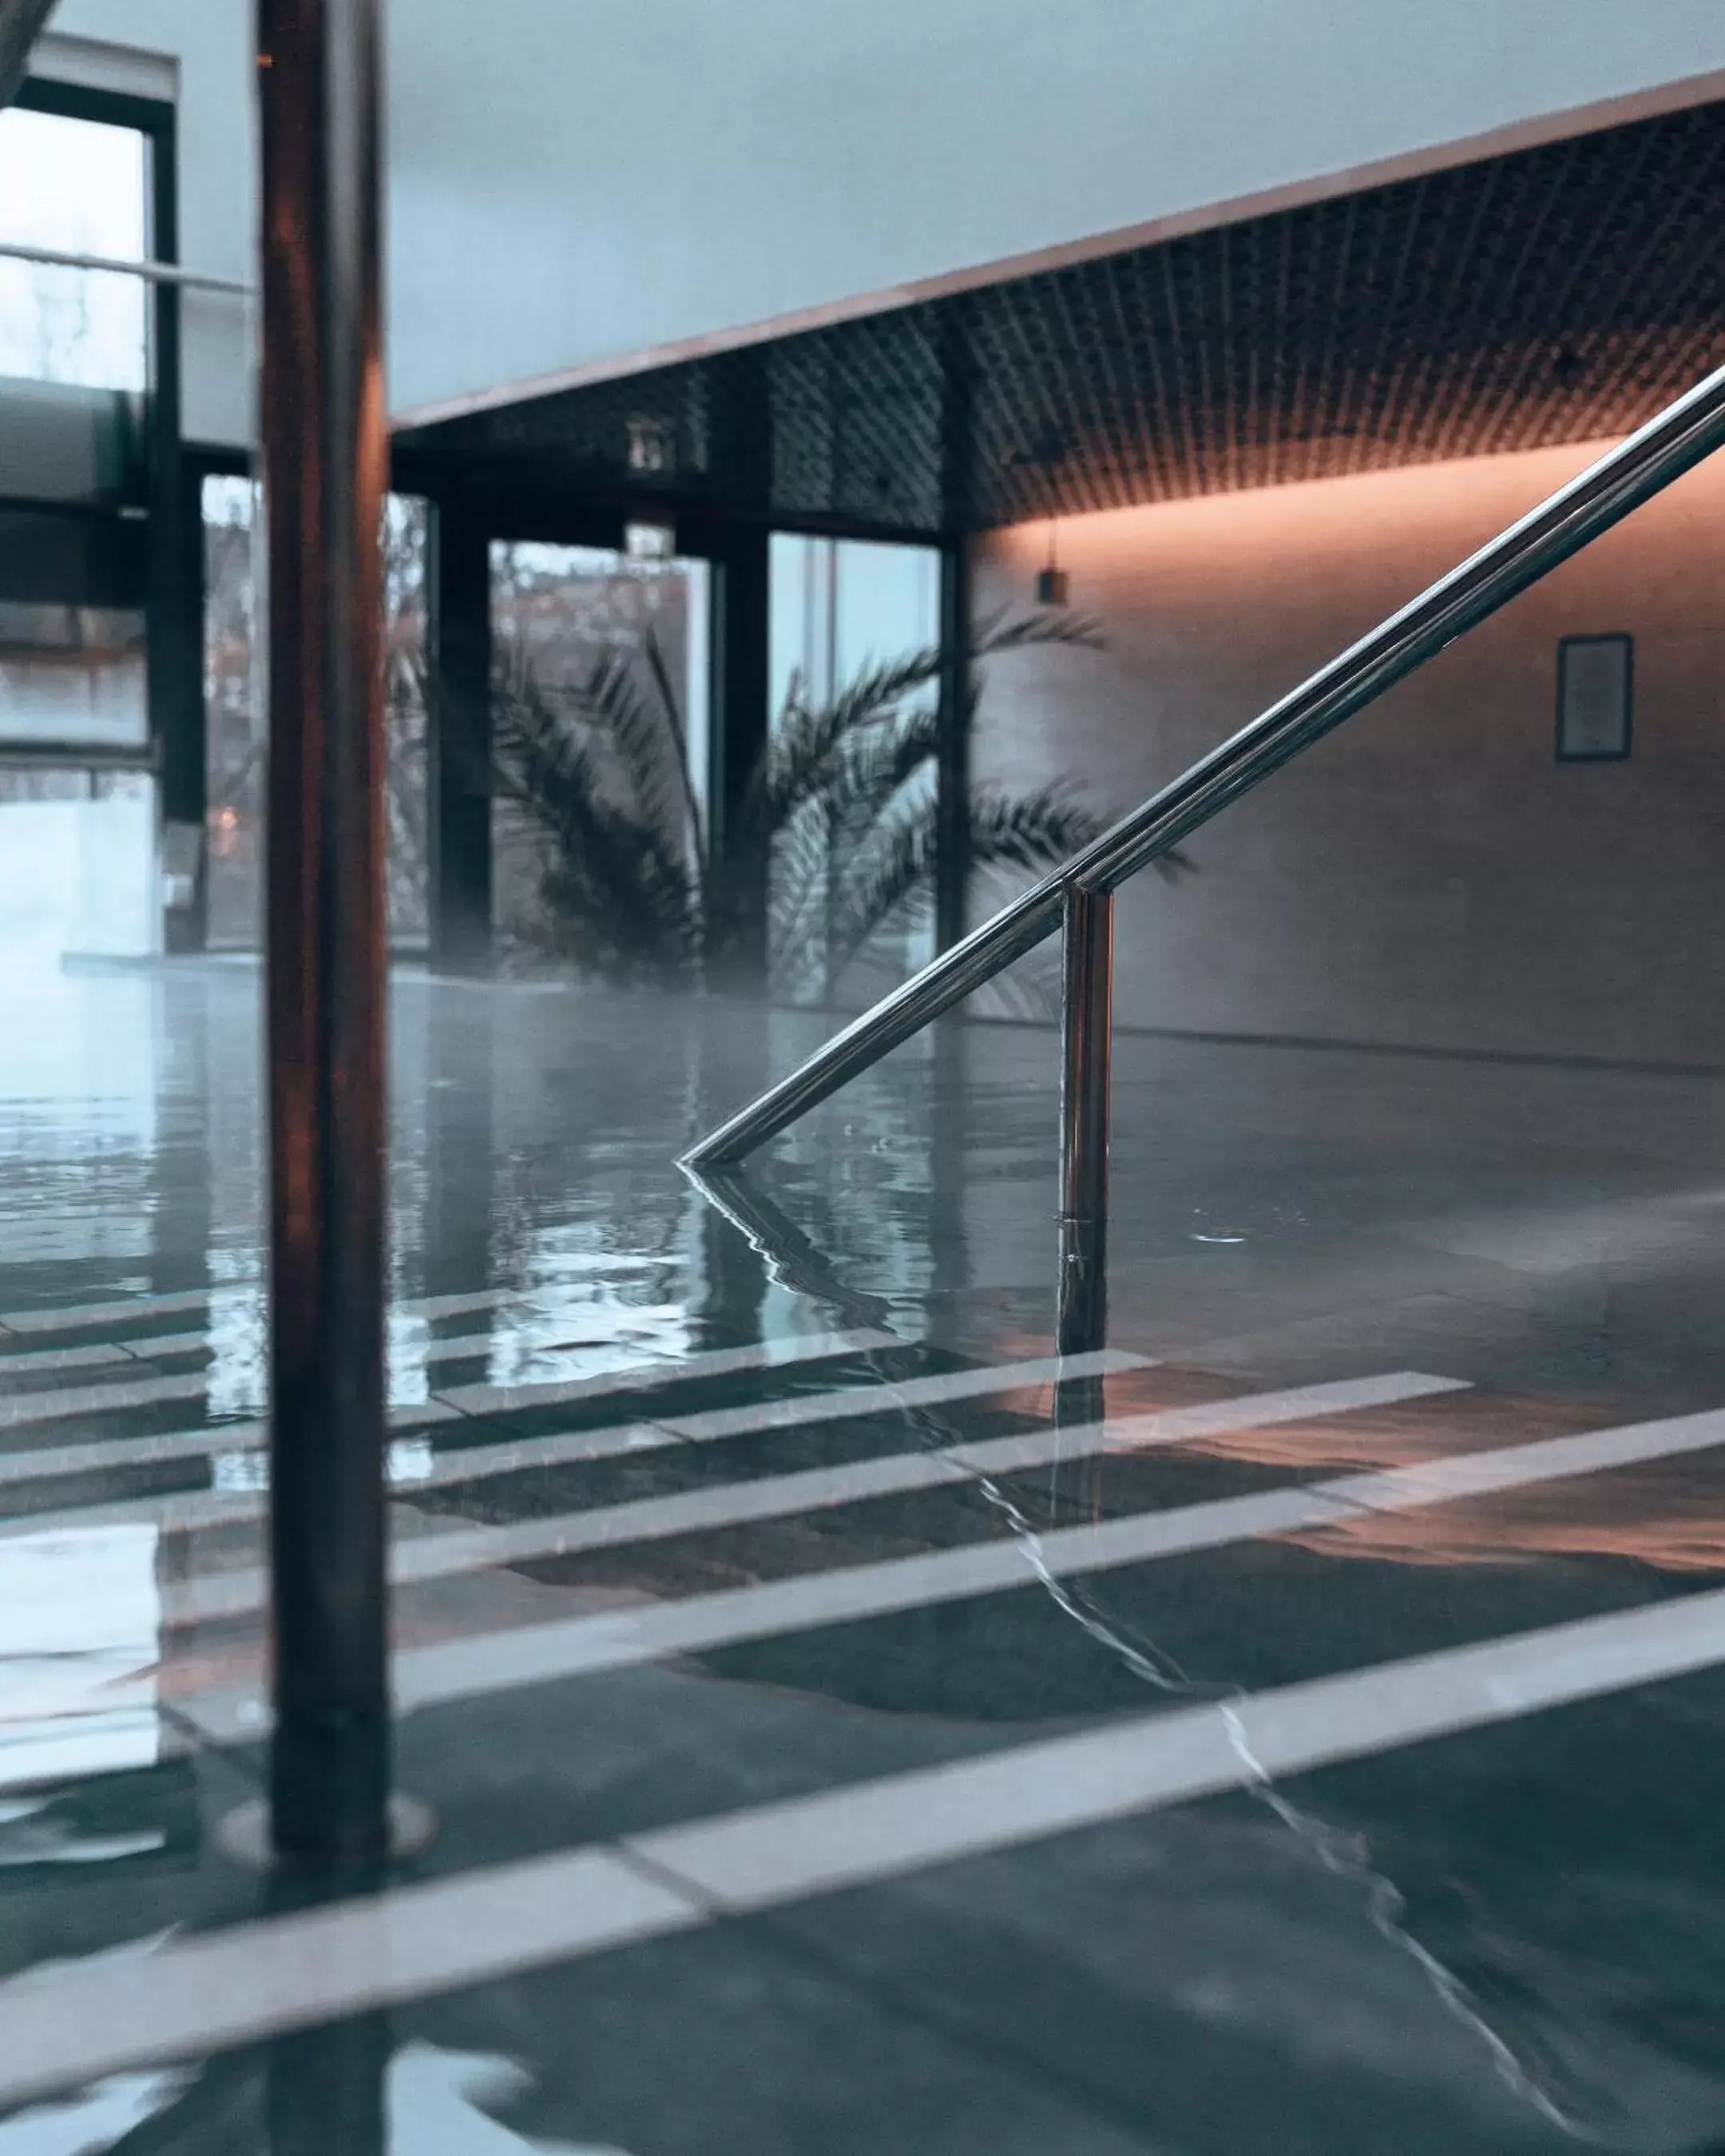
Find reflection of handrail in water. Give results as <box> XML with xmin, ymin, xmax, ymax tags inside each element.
<box><xmin>680</xmin><ymin>1160</ymin><xmax>897</xmax><ymax>1337</ymax></box>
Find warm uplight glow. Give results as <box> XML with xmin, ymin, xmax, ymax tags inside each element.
<box><xmin>989</xmin><ymin>439</ymin><xmax>1626</xmax><ymax>587</ymax></box>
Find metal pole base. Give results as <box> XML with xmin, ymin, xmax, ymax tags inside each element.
<box><xmin>217</xmin><ymin>1794</ymin><xmax>436</xmax><ymax>1875</ymax></box>
<box><xmin>1056</xmin><ymin>1213</ymin><xmax>1108</xmax><ymax>1359</ymax></box>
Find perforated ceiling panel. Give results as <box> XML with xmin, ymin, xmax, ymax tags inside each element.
<box><xmin>399</xmin><ymin>97</ymin><xmax>1725</xmax><ymax>536</ymax></box>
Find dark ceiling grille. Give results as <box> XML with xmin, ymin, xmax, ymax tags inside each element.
<box><xmin>399</xmin><ymin>97</ymin><xmax>1725</xmax><ymax>535</ymax></box>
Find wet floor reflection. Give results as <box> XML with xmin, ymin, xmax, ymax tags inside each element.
<box><xmin>0</xmin><ymin>1524</ymin><xmax>164</xmax><ymax>1794</ymax></box>
<box><xmin>267</xmin><ymin>2014</ymin><xmax>389</xmax><ymax>2156</ymax></box>
<box><xmin>5</xmin><ymin>968</ymin><xmax>1725</xmax><ymax>2146</ymax></box>
<box><xmin>0</xmin><ymin>2029</ymin><xmax>642</xmax><ymax>2154</ymax></box>
<box><xmin>382</xmin><ymin>2041</ymin><xmax>631</xmax><ymax>2154</ymax></box>
<box><xmin>0</xmin><ymin>2067</ymin><xmax>193</xmax><ymax>2151</ymax></box>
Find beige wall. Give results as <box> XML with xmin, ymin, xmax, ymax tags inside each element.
<box><xmin>971</xmin><ymin>443</ymin><xmax>1725</xmax><ymax>1065</ymax></box>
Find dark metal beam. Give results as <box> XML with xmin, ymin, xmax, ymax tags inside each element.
<box><xmin>706</xmin><ymin>525</ymin><xmax>771</xmax><ymax>985</ymax></box>
<box><xmin>155</xmin><ymin>461</ymin><xmax>208</xmax><ymax>949</ymax></box>
<box><xmin>934</xmin><ymin>320</ymin><xmax>977</xmax><ymax>955</ymax></box>
<box><xmin>258</xmin><ymin>0</ymin><xmax>391</xmax><ymax>1868</ymax></box>
<box><xmin>934</xmin><ymin>540</ymin><xmax>971</xmax><ymax>954</ymax></box>
<box><xmin>142</xmin><ymin>104</ymin><xmax>207</xmax><ymax>949</ymax></box>
<box><xmin>426</xmin><ymin>496</ymin><xmax>494</xmax><ymax>971</ymax></box>
<box><xmin>387</xmin><ymin>448</ymin><xmax>946</xmax><ymax>555</ymax></box>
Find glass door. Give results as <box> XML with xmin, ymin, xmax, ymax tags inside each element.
<box><xmin>768</xmin><ymin>534</ymin><xmax>941</xmax><ymax>1007</ymax></box>
<box><xmin>487</xmin><ymin>539</ymin><xmax>711</xmax><ymax>973</ymax></box>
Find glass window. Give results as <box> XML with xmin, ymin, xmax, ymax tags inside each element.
<box><xmin>383</xmin><ymin>494</ymin><xmax>430</xmax><ymax>945</ymax></box>
<box><xmin>0</xmin><ymin>600</ymin><xmax>147</xmax><ymax>749</ymax></box>
<box><xmin>489</xmin><ymin>541</ymin><xmax>710</xmax><ymax>965</ymax></box>
<box><xmin>0</xmin><ymin>763</ymin><xmax>160</xmax><ymax>961</ymax></box>
<box><xmin>768</xmin><ymin>535</ymin><xmax>941</xmax><ymax>1005</ymax></box>
<box><xmin>202</xmin><ymin>474</ymin><xmax>264</xmax><ymax>948</ymax></box>
<box><xmin>0</xmin><ymin>105</ymin><xmax>149</xmax><ymax>391</ymax></box>
<box><xmin>0</xmin><ymin>1524</ymin><xmax>164</xmax><ymax>1792</ymax></box>
<box><xmin>202</xmin><ymin>477</ymin><xmax>431</xmax><ymax>949</ymax></box>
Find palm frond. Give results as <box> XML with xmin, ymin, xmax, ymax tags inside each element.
<box><xmin>749</xmin><ymin>608</ymin><xmax>1103</xmax><ymax>842</ymax></box>
<box><xmin>766</xmin><ymin>796</ymin><xmax>840</xmax><ymax>998</ymax></box>
<box><xmin>815</xmin><ymin>805</ymin><xmax>932</xmax><ymax>989</ymax></box>
<box><xmin>963</xmin><ymin>784</ymin><xmax>1105</xmax><ymax>874</ymax></box>
<box><xmin>822</xmin><ymin>705</ymin><xmax>942</xmax><ymax>853</ymax></box>
<box><xmin>484</xmin><ymin>598</ymin><xmax>1130</xmax><ymax>994</ymax></box>
<box><xmin>491</xmin><ymin>663</ymin><xmax>698</xmax><ymax>982</ymax></box>
<box><xmin>968</xmin><ymin>607</ymin><xmax>1107</xmax><ymax>660</ymax></box>
<box><xmin>823</xmin><ymin>775</ymin><xmax>1187</xmax><ymax>995</ymax></box>
<box><xmin>560</xmin><ymin>642</ymin><xmax>687</xmax><ymax>862</ymax></box>
<box><xmin>750</xmin><ymin>646</ymin><xmax>942</xmax><ymax>840</ymax></box>
<box><xmin>821</xmin><ymin>780</ymin><xmax>1094</xmax><ymax>989</ymax></box>
<box><xmin>640</xmin><ymin>625</ymin><xmax>705</xmax><ymax>878</ymax></box>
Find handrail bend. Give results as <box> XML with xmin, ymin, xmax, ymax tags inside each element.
<box><xmin>684</xmin><ymin>360</ymin><xmax>1725</xmax><ymax>1171</ymax></box>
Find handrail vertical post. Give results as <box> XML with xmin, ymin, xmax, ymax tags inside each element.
<box><xmin>259</xmin><ymin>0</ymin><xmax>391</xmax><ymax>1866</ymax></box>
<box><xmin>1057</xmin><ymin>885</ymin><xmax>1112</xmax><ymax>1357</ymax></box>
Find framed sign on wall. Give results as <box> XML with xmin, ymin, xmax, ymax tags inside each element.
<box><xmin>1556</xmin><ymin>633</ymin><xmax>1632</xmax><ymax>763</ymax></box>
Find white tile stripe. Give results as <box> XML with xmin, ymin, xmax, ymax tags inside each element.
<box><xmin>0</xmin><ymin>1371</ymin><xmax>211</xmax><ymax>1431</ymax></box>
<box><xmin>0</xmin><ymin>1407</ymin><xmax>466</xmax><ymax>1493</ymax></box>
<box><xmin>0</xmin><ymin>1286</ymin><xmax>229</xmax><ymax>1336</ymax></box>
<box><xmin>0</xmin><ymin>1344</ymin><xmax>1128</xmax><ymax>1532</ymax></box>
<box><xmin>1324</xmin><ymin>1412</ymin><xmax>1725</xmax><ymax>1516</ymax></box>
<box><xmin>7</xmin><ymin>1585</ymin><xmax>1725</xmax><ymax>2108</ymax></box>
<box><xmin>0</xmin><ymin>1318</ymin><xmax>686</xmax><ymax>1384</ymax></box>
<box><xmin>646</xmin><ymin>1351</ymin><xmax>1146</xmax><ymax>1443</ymax></box>
<box><xmin>630</xmin><ymin>1581</ymin><xmax>1725</xmax><ymax>1911</ymax></box>
<box><xmin>0</xmin><ymin>1342</ymin><xmax>140</xmax><ymax>1380</ymax></box>
<box><xmin>0</xmin><ymin>1850</ymin><xmax>698</xmax><ymax>2110</ymax></box>
<box><xmin>180</xmin><ymin>1401</ymin><xmax>1725</xmax><ymax>1741</ymax></box>
<box><xmin>119</xmin><ymin>1331</ymin><xmax>214</xmax><ymax>1361</ymax></box>
<box><xmin>165</xmin><ymin>1373</ymin><xmax>1463</xmax><ymax>1629</ymax></box>
<box><xmin>0</xmin><ymin>1273</ymin><xmax>686</xmax><ymax>1342</ymax></box>
<box><xmin>0</xmin><ymin>1330</ymin><xmax>228</xmax><ymax>1381</ymax></box>
<box><xmin>0</xmin><ymin>1327</ymin><xmax>899</xmax><ymax>1481</ymax></box>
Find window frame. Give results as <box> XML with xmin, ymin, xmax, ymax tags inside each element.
<box><xmin>0</xmin><ymin>80</ymin><xmax>176</xmax><ymax>775</ymax></box>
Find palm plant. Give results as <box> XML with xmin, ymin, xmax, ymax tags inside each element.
<box><xmin>489</xmin><ymin>609</ymin><xmax>1184</xmax><ymax>999</ymax></box>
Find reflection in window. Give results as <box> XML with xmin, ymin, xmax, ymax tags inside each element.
<box><xmin>0</xmin><ymin>1524</ymin><xmax>161</xmax><ymax>1792</ymax></box>
<box><xmin>0</xmin><ymin>105</ymin><xmax>149</xmax><ymax>391</ymax></box>
<box><xmin>489</xmin><ymin>541</ymin><xmax>710</xmax><ymax>961</ymax></box>
<box><xmin>0</xmin><ymin>763</ymin><xmax>158</xmax><ymax>961</ymax></box>
<box><xmin>202</xmin><ymin>474</ymin><xmax>262</xmax><ymax>947</ymax></box>
<box><xmin>383</xmin><ymin>494</ymin><xmax>430</xmax><ymax>943</ymax></box>
<box><xmin>768</xmin><ymin>535</ymin><xmax>941</xmax><ymax>1006</ymax></box>
<box><xmin>201</xmin><ymin>478</ymin><xmax>430</xmax><ymax>948</ymax></box>
<box><xmin>0</xmin><ymin>600</ymin><xmax>146</xmax><ymax>748</ymax></box>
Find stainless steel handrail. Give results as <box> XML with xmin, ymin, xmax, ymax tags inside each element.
<box><xmin>684</xmin><ymin>358</ymin><xmax>1725</xmax><ymax>1180</ymax></box>
<box><xmin>0</xmin><ymin>238</ymin><xmax>254</xmax><ymax>295</ymax></box>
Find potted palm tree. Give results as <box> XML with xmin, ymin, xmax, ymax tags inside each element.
<box><xmin>487</xmin><ymin>610</ymin><xmax>1184</xmax><ymax>1001</ymax></box>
